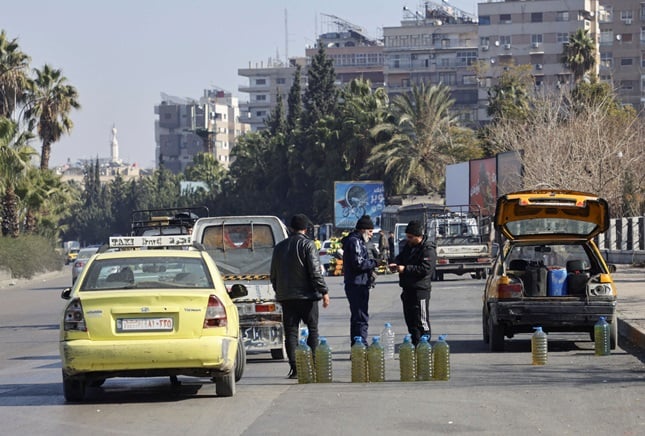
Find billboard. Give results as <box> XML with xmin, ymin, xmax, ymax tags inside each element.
<box><xmin>334</xmin><ymin>181</ymin><xmax>385</xmax><ymax>229</ymax></box>
<box><xmin>496</xmin><ymin>150</ymin><xmax>523</xmax><ymax>196</ymax></box>
<box><xmin>445</xmin><ymin>162</ymin><xmax>470</xmax><ymax>207</ymax></box>
<box><xmin>469</xmin><ymin>157</ymin><xmax>497</xmax><ymax>216</ymax></box>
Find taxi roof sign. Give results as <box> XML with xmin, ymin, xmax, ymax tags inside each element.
<box><xmin>109</xmin><ymin>235</ymin><xmax>193</xmax><ymax>248</ymax></box>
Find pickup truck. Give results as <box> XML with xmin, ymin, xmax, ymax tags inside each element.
<box><xmin>191</xmin><ymin>216</ymin><xmax>287</xmax><ymax>359</ymax></box>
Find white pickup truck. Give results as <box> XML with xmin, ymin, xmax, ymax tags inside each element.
<box><xmin>191</xmin><ymin>216</ymin><xmax>287</xmax><ymax>359</ymax></box>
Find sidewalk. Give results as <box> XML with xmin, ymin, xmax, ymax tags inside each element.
<box><xmin>613</xmin><ymin>264</ymin><xmax>645</xmax><ymax>351</ymax></box>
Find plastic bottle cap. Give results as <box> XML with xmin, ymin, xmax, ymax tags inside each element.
<box><xmin>599</xmin><ymin>316</ymin><xmax>605</xmax><ymax>321</ymax></box>
<box><xmin>533</xmin><ymin>327</ymin><xmax>543</xmax><ymax>332</ymax></box>
<box><xmin>384</xmin><ymin>322</ymin><xmax>391</xmax><ymax>328</ymax></box>
<box><xmin>320</xmin><ymin>337</ymin><xmax>327</xmax><ymax>345</ymax></box>
<box><xmin>354</xmin><ymin>336</ymin><xmax>363</xmax><ymax>343</ymax></box>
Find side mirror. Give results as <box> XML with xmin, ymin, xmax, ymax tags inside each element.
<box><xmin>228</xmin><ymin>283</ymin><xmax>248</xmax><ymax>299</ymax></box>
<box><xmin>608</xmin><ymin>264</ymin><xmax>617</xmax><ymax>273</ymax></box>
<box><xmin>61</xmin><ymin>287</ymin><xmax>72</xmax><ymax>300</ymax></box>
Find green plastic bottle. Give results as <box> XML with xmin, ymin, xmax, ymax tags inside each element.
<box><xmin>399</xmin><ymin>334</ymin><xmax>417</xmax><ymax>382</ymax></box>
<box><xmin>351</xmin><ymin>336</ymin><xmax>368</xmax><ymax>383</ymax></box>
<box><xmin>416</xmin><ymin>335</ymin><xmax>433</xmax><ymax>381</ymax></box>
<box><xmin>368</xmin><ymin>336</ymin><xmax>385</xmax><ymax>382</ymax></box>
<box><xmin>531</xmin><ymin>327</ymin><xmax>548</xmax><ymax>365</ymax></box>
<box><xmin>295</xmin><ymin>338</ymin><xmax>315</xmax><ymax>383</ymax></box>
<box><xmin>594</xmin><ymin>317</ymin><xmax>611</xmax><ymax>356</ymax></box>
<box><xmin>433</xmin><ymin>335</ymin><xmax>450</xmax><ymax>381</ymax></box>
<box><xmin>315</xmin><ymin>337</ymin><xmax>333</xmax><ymax>383</ymax></box>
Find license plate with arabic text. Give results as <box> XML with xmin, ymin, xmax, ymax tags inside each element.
<box><xmin>117</xmin><ymin>317</ymin><xmax>174</xmax><ymax>332</ymax></box>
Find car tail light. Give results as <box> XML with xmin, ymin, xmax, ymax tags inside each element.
<box><xmin>255</xmin><ymin>303</ymin><xmax>276</xmax><ymax>313</ymax></box>
<box><xmin>497</xmin><ymin>276</ymin><xmax>522</xmax><ymax>299</ymax></box>
<box><xmin>204</xmin><ymin>295</ymin><xmax>227</xmax><ymax>328</ymax></box>
<box><xmin>319</xmin><ymin>250</ymin><xmax>327</xmax><ymax>256</ymax></box>
<box><xmin>477</xmin><ymin>258</ymin><xmax>490</xmax><ymax>263</ymax></box>
<box><xmin>437</xmin><ymin>258</ymin><xmax>449</xmax><ymax>265</ymax></box>
<box><xmin>74</xmin><ymin>260</ymin><xmax>85</xmax><ymax>269</ymax></box>
<box><xmin>64</xmin><ymin>299</ymin><xmax>87</xmax><ymax>331</ymax></box>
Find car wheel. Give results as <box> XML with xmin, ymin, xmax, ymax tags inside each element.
<box><xmin>488</xmin><ymin>316</ymin><xmax>505</xmax><ymax>352</ymax></box>
<box><xmin>271</xmin><ymin>345</ymin><xmax>285</xmax><ymax>360</ymax></box>
<box><xmin>62</xmin><ymin>372</ymin><xmax>86</xmax><ymax>402</ymax></box>
<box><xmin>610</xmin><ymin>319</ymin><xmax>617</xmax><ymax>350</ymax></box>
<box><xmin>214</xmin><ymin>372</ymin><xmax>236</xmax><ymax>397</ymax></box>
<box><xmin>235</xmin><ymin>339</ymin><xmax>246</xmax><ymax>382</ymax></box>
<box><xmin>482</xmin><ymin>309</ymin><xmax>490</xmax><ymax>344</ymax></box>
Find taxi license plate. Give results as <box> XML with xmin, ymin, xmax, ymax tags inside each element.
<box><xmin>117</xmin><ymin>318</ymin><xmax>173</xmax><ymax>332</ymax></box>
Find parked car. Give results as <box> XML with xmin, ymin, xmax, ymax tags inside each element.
<box><xmin>59</xmin><ymin>235</ymin><xmax>247</xmax><ymax>402</ymax></box>
<box><xmin>71</xmin><ymin>246</ymin><xmax>100</xmax><ymax>284</ymax></box>
<box><xmin>482</xmin><ymin>190</ymin><xmax>617</xmax><ymax>351</ymax></box>
<box><xmin>319</xmin><ymin>239</ymin><xmax>333</xmax><ymax>271</ymax></box>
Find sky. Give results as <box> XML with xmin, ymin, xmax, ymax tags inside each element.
<box><xmin>3</xmin><ymin>0</ymin><xmax>478</xmax><ymax>169</ymax></box>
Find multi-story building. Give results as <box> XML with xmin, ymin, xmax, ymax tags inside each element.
<box><xmin>476</xmin><ymin>0</ymin><xmax>600</xmax><ymax>121</ymax></box>
<box><xmin>598</xmin><ymin>0</ymin><xmax>644</xmax><ymax>110</ymax></box>
<box><xmin>383</xmin><ymin>2</ymin><xmax>480</xmax><ymax>123</ymax></box>
<box><xmin>154</xmin><ymin>90</ymin><xmax>249</xmax><ymax>174</ymax></box>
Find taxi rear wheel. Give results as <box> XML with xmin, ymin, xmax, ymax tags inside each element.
<box><xmin>235</xmin><ymin>339</ymin><xmax>246</xmax><ymax>382</ymax></box>
<box><xmin>610</xmin><ymin>320</ymin><xmax>617</xmax><ymax>350</ymax></box>
<box><xmin>214</xmin><ymin>372</ymin><xmax>235</xmax><ymax>397</ymax></box>
<box><xmin>62</xmin><ymin>372</ymin><xmax>86</xmax><ymax>402</ymax></box>
<box><xmin>488</xmin><ymin>316</ymin><xmax>505</xmax><ymax>352</ymax></box>
<box><xmin>271</xmin><ymin>345</ymin><xmax>285</xmax><ymax>360</ymax></box>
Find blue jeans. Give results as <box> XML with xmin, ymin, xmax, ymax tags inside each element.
<box><xmin>344</xmin><ymin>284</ymin><xmax>370</xmax><ymax>346</ymax></box>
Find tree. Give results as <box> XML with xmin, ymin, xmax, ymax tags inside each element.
<box><xmin>0</xmin><ymin>30</ymin><xmax>32</xmax><ymax>118</ymax></box>
<box><xmin>302</xmin><ymin>45</ymin><xmax>337</xmax><ymax>128</ymax></box>
<box><xmin>562</xmin><ymin>28</ymin><xmax>596</xmax><ymax>84</ymax></box>
<box><xmin>27</xmin><ymin>64</ymin><xmax>80</xmax><ymax>170</ymax></box>
<box><xmin>370</xmin><ymin>82</ymin><xmax>460</xmax><ymax>195</ymax></box>
<box><xmin>286</xmin><ymin>65</ymin><xmax>302</xmax><ymax>132</ymax></box>
<box><xmin>487</xmin><ymin>65</ymin><xmax>533</xmax><ymax>123</ymax></box>
<box><xmin>264</xmin><ymin>90</ymin><xmax>286</xmax><ymax>136</ymax></box>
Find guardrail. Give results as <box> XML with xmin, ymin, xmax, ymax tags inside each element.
<box><xmin>596</xmin><ymin>216</ymin><xmax>645</xmax><ymax>264</ymax></box>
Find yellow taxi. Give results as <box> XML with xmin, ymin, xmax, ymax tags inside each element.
<box><xmin>483</xmin><ymin>190</ymin><xmax>617</xmax><ymax>351</ymax></box>
<box><xmin>65</xmin><ymin>248</ymin><xmax>79</xmax><ymax>265</ymax></box>
<box><xmin>59</xmin><ymin>235</ymin><xmax>247</xmax><ymax>402</ymax></box>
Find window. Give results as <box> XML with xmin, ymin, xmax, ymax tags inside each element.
<box><xmin>480</xmin><ymin>36</ymin><xmax>490</xmax><ymax>47</ymax></box>
<box><xmin>621</xmin><ymin>58</ymin><xmax>634</xmax><ymax>66</ymax></box>
<box><xmin>642</xmin><ymin>4</ymin><xmax>645</xmax><ymax>20</ymax></box>
<box><xmin>531</xmin><ymin>34</ymin><xmax>543</xmax><ymax>44</ymax></box>
<box><xmin>276</xmin><ymin>78</ymin><xmax>286</xmax><ymax>85</ymax></box>
<box><xmin>500</xmin><ymin>35</ymin><xmax>511</xmax><ymax>45</ymax></box>
<box><xmin>622</xmin><ymin>33</ymin><xmax>633</xmax><ymax>42</ymax></box>
<box><xmin>531</xmin><ymin>13</ymin><xmax>543</xmax><ymax>23</ymax></box>
<box><xmin>479</xmin><ymin>15</ymin><xmax>490</xmax><ymax>25</ymax></box>
<box><xmin>600</xmin><ymin>29</ymin><xmax>614</xmax><ymax>45</ymax></box>
<box><xmin>642</xmin><ymin>53</ymin><xmax>645</xmax><ymax>68</ymax></box>
<box><xmin>441</xmin><ymin>38</ymin><xmax>450</xmax><ymax>48</ymax></box>
<box><xmin>500</xmin><ymin>14</ymin><xmax>511</xmax><ymax>24</ymax></box>
<box><xmin>621</xmin><ymin>10</ymin><xmax>633</xmax><ymax>22</ymax></box>
<box><xmin>620</xmin><ymin>80</ymin><xmax>635</xmax><ymax>91</ymax></box>
<box><xmin>255</xmin><ymin>78</ymin><xmax>266</xmax><ymax>85</ymax></box>
<box><xmin>256</xmin><ymin>94</ymin><xmax>267</xmax><ymax>101</ymax></box>
<box><xmin>463</xmin><ymin>75</ymin><xmax>477</xmax><ymax>85</ymax></box>
<box><xmin>557</xmin><ymin>33</ymin><xmax>569</xmax><ymax>43</ymax></box>
<box><xmin>556</xmin><ymin>11</ymin><xmax>569</xmax><ymax>22</ymax></box>
<box><xmin>255</xmin><ymin>111</ymin><xmax>266</xmax><ymax>117</ymax></box>
<box><xmin>600</xmin><ymin>7</ymin><xmax>613</xmax><ymax>23</ymax></box>
<box><xmin>601</xmin><ymin>52</ymin><xmax>613</xmax><ymax>68</ymax></box>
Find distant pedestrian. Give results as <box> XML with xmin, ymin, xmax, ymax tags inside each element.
<box><xmin>270</xmin><ymin>214</ymin><xmax>330</xmax><ymax>379</ymax></box>
<box><xmin>389</xmin><ymin>220</ymin><xmax>436</xmax><ymax>345</ymax></box>
<box><xmin>341</xmin><ymin>215</ymin><xmax>377</xmax><ymax>346</ymax></box>
<box><xmin>388</xmin><ymin>231</ymin><xmax>396</xmax><ymax>264</ymax></box>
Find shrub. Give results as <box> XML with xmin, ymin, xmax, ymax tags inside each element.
<box><xmin>0</xmin><ymin>236</ymin><xmax>64</xmax><ymax>279</ymax></box>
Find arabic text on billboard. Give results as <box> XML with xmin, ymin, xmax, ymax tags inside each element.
<box><xmin>334</xmin><ymin>181</ymin><xmax>385</xmax><ymax>229</ymax></box>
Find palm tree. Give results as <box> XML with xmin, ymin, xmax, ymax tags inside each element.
<box><xmin>27</xmin><ymin>64</ymin><xmax>80</xmax><ymax>170</ymax></box>
<box><xmin>0</xmin><ymin>117</ymin><xmax>36</xmax><ymax>236</ymax></box>
<box><xmin>0</xmin><ymin>30</ymin><xmax>32</xmax><ymax>119</ymax></box>
<box><xmin>562</xmin><ymin>28</ymin><xmax>596</xmax><ymax>83</ymax></box>
<box><xmin>369</xmin><ymin>82</ymin><xmax>458</xmax><ymax>195</ymax></box>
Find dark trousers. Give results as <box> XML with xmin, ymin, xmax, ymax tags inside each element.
<box><xmin>344</xmin><ymin>284</ymin><xmax>370</xmax><ymax>346</ymax></box>
<box><xmin>281</xmin><ymin>299</ymin><xmax>319</xmax><ymax>370</ymax></box>
<box><xmin>401</xmin><ymin>289</ymin><xmax>431</xmax><ymax>346</ymax></box>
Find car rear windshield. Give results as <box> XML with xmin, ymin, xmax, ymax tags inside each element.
<box><xmin>200</xmin><ymin>224</ymin><xmax>275</xmax><ymax>275</ymax></box>
<box><xmin>80</xmin><ymin>257</ymin><xmax>213</xmax><ymax>290</ymax></box>
<box><xmin>505</xmin><ymin>218</ymin><xmax>598</xmax><ymax>237</ymax></box>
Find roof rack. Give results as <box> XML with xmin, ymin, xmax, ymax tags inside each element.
<box><xmin>130</xmin><ymin>206</ymin><xmax>209</xmax><ymax>236</ymax></box>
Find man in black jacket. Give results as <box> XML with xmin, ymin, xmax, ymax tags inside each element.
<box><xmin>389</xmin><ymin>220</ymin><xmax>436</xmax><ymax>345</ymax></box>
<box><xmin>270</xmin><ymin>214</ymin><xmax>330</xmax><ymax>379</ymax></box>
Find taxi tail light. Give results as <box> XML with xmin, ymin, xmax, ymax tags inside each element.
<box><xmin>437</xmin><ymin>258</ymin><xmax>449</xmax><ymax>265</ymax></box>
<box><xmin>204</xmin><ymin>295</ymin><xmax>227</xmax><ymax>328</ymax></box>
<box><xmin>63</xmin><ymin>299</ymin><xmax>87</xmax><ymax>331</ymax></box>
<box><xmin>497</xmin><ymin>276</ymin><xmax>523</xmax><ymax>299</ymax></box>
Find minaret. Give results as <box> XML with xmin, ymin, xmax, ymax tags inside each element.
<box><xmin>110</xmin><ymin>124</ymin><xmax>120</xmax><ymax>163</ymax></box>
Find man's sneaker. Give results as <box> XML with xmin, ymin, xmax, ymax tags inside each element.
<box><xmin>287</xmin><ymin>368</ymin><xmax>298</xmax><ymax>379</ymax></box>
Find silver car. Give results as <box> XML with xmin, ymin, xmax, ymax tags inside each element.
<box><xmin>71</xmin><ymin>247</ymin><xmax>100</xmax><ymax>284</ymax></box>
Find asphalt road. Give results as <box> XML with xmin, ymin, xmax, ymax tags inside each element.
<box><xmin>0</xmin><ymin>270</ymin><xmax>643</xmax><ymax>435</ymax></box>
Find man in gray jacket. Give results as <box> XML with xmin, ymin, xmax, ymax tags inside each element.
<box><xmin>271</xmin><ymin>214</ymin><xmax>330</xmax><ymax>379</ymax></box>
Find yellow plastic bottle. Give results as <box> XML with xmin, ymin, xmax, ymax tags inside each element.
<box><xmin>433</xmin><ymin>335</ymin><xmax>450</xmax><ymax>381</ymax></box>
<box><xmin>531</xmin><ymin>327</ymin><xmax>548</xmax><ymax>365</ymax></box>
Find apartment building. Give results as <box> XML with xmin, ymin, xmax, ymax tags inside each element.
<box><xmin>383</xmin><ymin>3</ymin><xmax>480</xmax><ymax>123</ymax></box>
<box><xmin>476</xmin><ymin>0</ymin><xmax>600</xmax><ymax>121</ymax></box>
<box><xmin>154</xmin><ymin>90</ymin><xmax>249</xmax><ymax>174</ymax></box>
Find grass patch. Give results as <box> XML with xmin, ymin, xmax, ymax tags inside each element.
<box><xmin>0</xmin><ymin>235</ymin><xmax>64</xmax><ymax>279</ymax></box>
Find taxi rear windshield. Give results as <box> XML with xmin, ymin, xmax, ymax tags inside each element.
<box><xmin>80</xmin><ymin>257</ymin><xmax>213</xmax><ymax>290</ymax></box>
<box><xmin>505</xmin><ymin>218</ymin><xmax>599</xmax><ymax>237</ymax></box>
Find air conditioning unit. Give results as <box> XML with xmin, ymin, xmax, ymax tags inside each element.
<box><xmin>531</xmin><ymin>42</ymin><xmax>540</xmax><ymax>49</ymax></box>
<box><xmin>504</xmin><ymin>43</ymin><xmax>512</xmax><ymax>50</ymax></box>
<box><xmin>536</xmin><ymin>64</ymin><xmax>543</xmax><ymax>70</ymax></box>
<box><xmin>625</xmin><ymin>18</ymin><xmax>632</xmax><ymax>25</ymax></box>
<box><xmin>481</xmin><ymin>45</ymin><xmax>489</xmax><ymax>51</ymax></box>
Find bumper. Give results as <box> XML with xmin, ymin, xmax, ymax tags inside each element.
<box><xmin>60</xmin><ymin>336</ymin><xmax>236</xmax><ymax>377</ymax></box>
<box><xmin>240</xmin><ymin>320</ymin><xmax>284</xmax><ymax>353</ymax></box>
<box><xmin>490</xmin><ymin>299</ymin><xmax>617</xmax><ymax>333</ymax></box>
<box><xmin>436</xmin><ymin>262</ymin><xmax>491</xmax><ymax>274</ymax></box>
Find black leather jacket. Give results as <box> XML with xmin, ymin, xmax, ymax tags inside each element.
<box><xmin>270</xmin><ymin>233</ymin><xmax>328</xmax><ymax>301</ymax></box>
<box><xmin>395</xmin><ymin>235</ymin><xmax>436</xmax><ymax>292</ymax></box>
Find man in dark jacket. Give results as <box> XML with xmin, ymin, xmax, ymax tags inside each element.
<box><xmin>390</xmin><ymin>220</ymin><xmax>436</xmax><ymax>345</ymax></box>
<box><xmin>342</xmin><ymin>215</ymin><xmax>377</xmax><ymax>346</ymax></box>
<box><xmin>271</xmin><ymin>214</ymin><xmax>330</xmax><ymax>379</ymax></box>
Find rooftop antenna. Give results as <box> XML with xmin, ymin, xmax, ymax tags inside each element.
<box><xmin>284</xmin><ymin>8</ymin><xmax>288</xmax><ymax>64</ymax></box>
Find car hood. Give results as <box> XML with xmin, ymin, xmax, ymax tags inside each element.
<box><xmin>495</xmin><ymin>190</ymin><xmax>609</xmax><ymax>241</ymax></box>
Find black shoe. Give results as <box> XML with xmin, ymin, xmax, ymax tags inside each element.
<box><xmin>287</xmin><ymin>368</ymin><xmax>298</xmax><ymax>379</ymax></box>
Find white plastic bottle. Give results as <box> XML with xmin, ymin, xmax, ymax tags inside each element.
<box><xmin>380</xmin><ymin>322</ymin><xmax>396</xmax><ymax>360</ymax></box>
